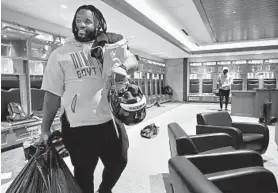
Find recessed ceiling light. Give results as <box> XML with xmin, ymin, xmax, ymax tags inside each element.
<box><xmin>60</xmin><ymin>4</ymin><xmax>68</xmax><ymax>9</ymax></box>
<box><xmin>131</xmin><ymin>36</ymin><xmax>135</xmax><ymax>38</ymax></box>
<box><xmin>233</xmin><ymin>11</ymin><xmax>236</xmax><ymax>14</ymax></box>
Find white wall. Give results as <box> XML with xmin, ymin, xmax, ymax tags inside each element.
<box><xmin>165</xmin><ymin>59</ymin><xmax>184</xmax><ymax>101</ymax></box>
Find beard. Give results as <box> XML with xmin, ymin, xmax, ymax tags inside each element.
<box><xmin>74</xmin><ymin>28</ymin><xmax>96</xmax><ymax>42</ymax></box>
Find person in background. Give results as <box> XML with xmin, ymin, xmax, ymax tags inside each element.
<box><xmin>217</xmin><ymin>67</ymin><xmax>233</xmax><ymax>111</ymax></box>
<box><xmin>39</xmin><ymin>4</ymin><xmax>138</xmax><ymax>193</ymax></box>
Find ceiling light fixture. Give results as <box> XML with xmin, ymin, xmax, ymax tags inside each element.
<box><xmin>233</xmin><ymin>11</ymin><xmax>236</xmax><ymax>14</ymax></box>
<box><xmin>60</xmin><ymin>4</ymin><xmax>68</xmax><ymax>9</ymax></box>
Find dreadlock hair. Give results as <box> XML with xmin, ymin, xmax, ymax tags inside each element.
<box><xmin>72</xmin><ymin>5</ymin><xmax>107</xmax><ymax>40</ymax></box>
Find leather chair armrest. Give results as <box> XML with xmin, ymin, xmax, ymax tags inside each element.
<box><xmin>168</xmin><ymin>156</ymin><xmax>223</xmax><ymax>193</ymax></box>
<box><xmin>232</xmin><ymin>122</ymin><xmax>269</xmax><ymax>154</ymax></box>
<box><xmin>232</xmin><ymin>122</ymin><xmax>268</xmax><ymax>134</ymax></box>
<box><xmin>206</xmin><ymin>167</ymin><xmax>278</xmax><ymax>193</ymax></box>
<box><xmin>175</xmin><ymin>137</ymin><xmax>199</xmax><ymax>155</ymax></box>
<box><xmin>190</xmin><ymin>133</ymin><xmax>237</xmax><ymax>152</ymax></box>
<box><xmin>196</xmin><ymin>125</ymin><xmax>243</xmax><ymax>149</ymax></box>
<box><xmin>185</xmin><ymin>150</ymin><xmax>263</xmax><ymax>174</ymax></box>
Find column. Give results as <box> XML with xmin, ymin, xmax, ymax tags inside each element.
<box><xmin>183</xmin><ymin>58</ymin><xmax>188</xmax><ymax>101</ymax></box>
<box><xmin>149</xmin><ymin>73</ymin><xmax>153</xmax><ymax>96</ymax></box>
<box><xmin>19</xmin><ymin>60</ymin><xmax>31</xmax><ymax>115</ymax></box>
<box><xmin>144</xmin><ymin>72</ymin><xmax>148</xmax><ymax>96</ymax></box>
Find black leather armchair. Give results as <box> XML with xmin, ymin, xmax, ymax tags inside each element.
<box><xmin>196</xmin><ymin>111</ymin><xmax>269</xmax><ymax>154</ymax></box>
<box><xmin>169</xmin><ymin>156</ymin><xmax>278</xmax><ymax>193</ymax></box>
<box><xmin>168</xmin><ymin>122</ymin><xmax>264</xmax><ymax>173</ymax></box>
<box><xmin>168</xmin><ymin>122</ymin><xmax>237</xmax><ymax>157</ymax></box>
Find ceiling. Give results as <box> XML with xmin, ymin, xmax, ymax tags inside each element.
<box><xmin>1</xmin><ymin>0</ymin><xmax>278</xmax><ymax>59</ymax></box>
<box><xmin>198</xmin><ymin>0</ymin><xmax>278</xmax><ymax>42</ymax></box>
<box><xmin>157</xmin><ymin>0</ymin><xmax>214</xmax><ymax>44</ymax></box>
<box><xmin>123</xmin><ymin>0</ymin><xmax>278</xmax><ymax>53</ymax></box>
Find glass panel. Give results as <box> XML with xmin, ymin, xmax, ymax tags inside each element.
<box><xmin>29</xmin><ymin>60</ymin><xmax>45</xmax><ymax>89</ymax></box>
<box><xmin>161</xmin><ymin>74</ymin><xmax>164</xmax><ymax>93</ymax></box>
<box><xmin>140</xmin><ymin>72</ymin><xmax>145</xmax><ymax>95</ymax></box>
<box><xmin>1</xmin><ymin>35</ymin><xmax>27</xmax><ymax>58</ymax></box>
<box><xmin>30</xmin><ymin>42</ymin><xmax>52</xmax><ymax>60</ymax></box>
<box><xmin>29</xmin><ymin>60</ymin><xmax>45</xmax><ymax>75</ymax></box>
<box><xmin>1</xmin><ymin>58</ymin><xmax>14</xmax><ymax>74</ymax></box>
<box><xmin>1</xmin><ymin>58</ymin><xmax>24</xmax><ymax>74</ymax></box>
<box><xmin>133</xmin><ymin>71</ymin><xmax>140</xmax><ymax>86</ymax></box>
<box><xmin>133</xmin><ymin>71</ymin><xmax>140</xmax><ymax>79</ymax></box>
<box><xmin>147</xmin><ymin>73</ymin><xmax>151</xmax><ymax>96</ymax></box>
<box><xmin>157</xmin><ymin>74</ymin><xmax>160</xmax><ymax>95</ymax></box>
<box><xmin>153</xmin><ymin>74</ymin><xmax>156</xmax><ymax>95</ymax></box>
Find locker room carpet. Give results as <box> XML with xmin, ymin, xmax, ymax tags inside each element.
<box><xmin>1</xmin><ymin>102</ymin><xmax>278</xmax><ymax>193</ymax></box>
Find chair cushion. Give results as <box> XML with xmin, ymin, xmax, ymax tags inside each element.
<box><xmin>197</xmin><ymin>111</ymin><xmax>232</xmax><ymax>127</ymax></box>
<box><xmin>242</xmin><ymin>133</ymin><xmax>264</xmax><ymax>142</ymax></box>
<box><xmin>201</xmin><ymin>146</ymin><xmax>235</xmax><ymax>154</ymax></box>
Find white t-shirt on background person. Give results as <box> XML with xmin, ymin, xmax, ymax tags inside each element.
<box><xmin>217</xmin><ymin>73</ymin><xmax>233</xmax><ymax>91</ymax></box>
<box><xmin>41</xmin><ymin>37</ymin><xmax>130</xmax><ymax>127</ymax></box>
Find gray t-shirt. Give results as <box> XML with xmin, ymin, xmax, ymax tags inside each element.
<box><xmin>42</xmin><ymin>37</ymin><xmax>131</xmax><ymax>127</ymax></box>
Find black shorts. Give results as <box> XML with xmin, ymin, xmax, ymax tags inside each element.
<box><xmin>219</xmin><ymin>89</ymin><xmax>230</xmax><ymax>97</ymax></box>
<box><xmin>60</xmin><ymin>114</ymin><xmax>129</xmax><ymax>167</ymax></box>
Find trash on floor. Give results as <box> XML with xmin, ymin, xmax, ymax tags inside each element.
<box><xmin>140</xmin><ymin>123</ymin><xmax>159</xmax><ymax>139</ymax></box>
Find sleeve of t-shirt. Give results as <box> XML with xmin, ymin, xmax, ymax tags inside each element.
<box><xmin>41</xmin><ymin>50</ymin><xmax>64</xmax><ymax>97</ymax></box>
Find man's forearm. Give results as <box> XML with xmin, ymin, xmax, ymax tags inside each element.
<box><xmin>41</xmin><ymin>91</ymin><xmax>61</xmax><ymax>133</ymax></box>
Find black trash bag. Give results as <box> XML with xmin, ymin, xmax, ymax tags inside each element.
<box><xmin>6</xmin><ymin>134</ymin><xmax>82</xmax><ymax>193</ymax></box>
<box><xmin>140</xmin><ymin>123</ymin><xmax>159</xmax><ymax>139</ymax></box>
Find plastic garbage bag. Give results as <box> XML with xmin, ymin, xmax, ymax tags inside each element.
<box><xmin>6</xmin><ymin>132</ymin><xmax>82</xmax><ymax>193</ymax></box>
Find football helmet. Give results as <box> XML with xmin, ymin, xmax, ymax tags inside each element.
<box><xmin>108</xmin><ymin>79</ymin><xmax>147</xmax><ymax>125</ymax></box>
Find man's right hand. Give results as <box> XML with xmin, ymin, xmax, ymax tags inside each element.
<box><xmin>39</xmin><ymin>130</ymin><xmax>51</xmax><ymax>145</ymax></box>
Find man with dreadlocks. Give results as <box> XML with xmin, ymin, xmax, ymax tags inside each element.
<box><xmin>39</xmin><ymin>4</ymin><xmax>138</xmax><ymax>193</ymax></box>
